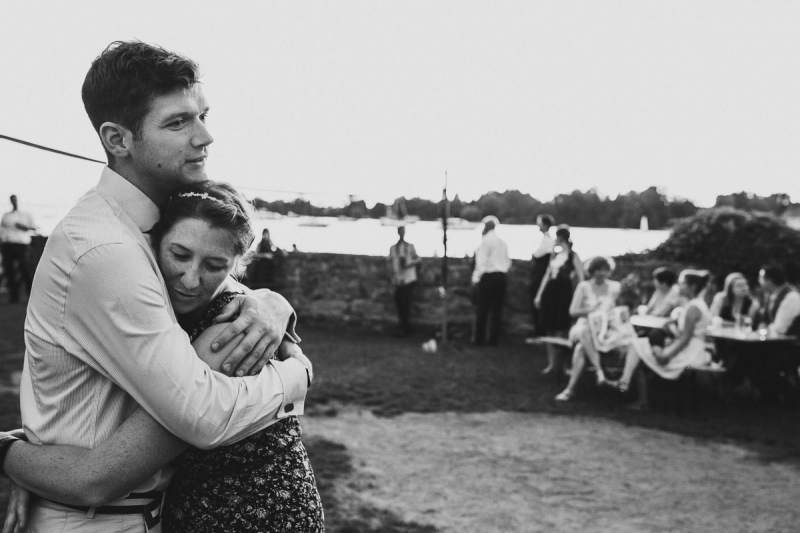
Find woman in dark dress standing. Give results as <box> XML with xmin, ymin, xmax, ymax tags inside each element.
<box><xmin>534</xmin><ymin>225</ymin><xmax>585</xmax><ymax>375</ymax></box>
<box><xmin>2</xmin><ymin>182</ymin><xmax>323</xmax><ymax>532</ymax></box>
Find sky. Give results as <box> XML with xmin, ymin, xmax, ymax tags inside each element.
<box><xmin>2</xmin><ymin>1</ymin><xmax>800</xmax><ymax>212</ymax></box>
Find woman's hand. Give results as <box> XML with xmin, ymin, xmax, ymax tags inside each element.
<box><xmin>534</xmin><ymin>296</ymin><xmax>542</xmax><ymax>309</ymax></box>
<box><xmin>653</xmin><ymin>346</ymin><xmax>670</xmax><ymax>365</ymax></box>
<box><xmin>2</xmin><ymin>483</ymin><xmax>30</xmax><ymax>533</ymax></box>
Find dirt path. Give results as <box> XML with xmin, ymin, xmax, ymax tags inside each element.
<box><xmin>305</xmin><ymin>409</ymin><xmax>799</xmax><ymax>532</ymax></box>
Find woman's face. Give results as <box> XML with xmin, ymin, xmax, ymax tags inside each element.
<box><xmin>158</xmin><ymin>217</ymin><xmax>239</xmax><ymax>315</ymax></box>
<box><xmin>731</xmin><ymin>278</ymin><xmax>750</xmax><ymax>299</ymax></box>
<box><xmin>678</xmin><ymin>276</ymin><xmax>694</xmax><ymax>298</ymax></box>
<box><xmin>592</xmin><ymin>267</ymin><xmax>610</xmax><ymax>284</ymax></box>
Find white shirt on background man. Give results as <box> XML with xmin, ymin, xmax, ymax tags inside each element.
<box><xmin>532</xmin><ymin>231</ymin><xmax>554</xmax><ymax>259</ymax></box>
<box><xmin>472</xmin><ymin>229</ymin><xmax>511</xmax><ymax>284</ymax></box>
<box><xmin>0</xmin><ymin>209</ymin><xmax>35</xmax><ymax>245</ymax></box>
<box><xmin>769</xmin><ymin>289</ymin><xmax>800</xmax><ymax>336</ymax></box>
<box><xmin>389</xmin><ymin>240</ymin><xmax>419</xmax><ymax>285</ymax></box>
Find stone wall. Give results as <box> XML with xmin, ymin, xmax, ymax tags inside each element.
<box><xmin>258</xmin><ymin>252</ymin><xmax>695</xmax><ymax>340</ymax></box>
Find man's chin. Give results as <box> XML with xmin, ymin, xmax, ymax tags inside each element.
<box><xmin>181</xmin><ymin>169</ymin><xmax>209</xmax><ymax>184</ymax></box>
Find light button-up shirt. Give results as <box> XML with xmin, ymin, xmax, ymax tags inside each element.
<box><xmin>21</xmin><ymin>167</ymin><xmax>309</xmax><ymax>494</ymax></box>
<box><xmin>472</xmin><ymin>229</ymin><xmax>511</xmax><ymax>284</ymax></box>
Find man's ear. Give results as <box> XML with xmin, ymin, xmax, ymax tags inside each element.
<box><xmin>98</xmin><ymin>122</ymin><xmax>133</xmax><ymax>159</ymax></box>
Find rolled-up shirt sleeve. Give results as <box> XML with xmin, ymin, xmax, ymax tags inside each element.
<box><xmin>63</xmin><ymin>242</ymin><xmax>308</xmax><ymax>449</ymax></box>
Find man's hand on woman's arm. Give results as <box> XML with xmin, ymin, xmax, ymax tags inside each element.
<box><xmin>210</xmin><ymin>286</ymin><xmax>297</xmax><ymax>376</ymax></box>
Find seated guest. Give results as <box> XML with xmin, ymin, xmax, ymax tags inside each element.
<box><xmin>709</xmin><ymin>272</ymin><xmax>760</xmax><ymax>325</ymax></box>
<box><xmin>643</xmin><ymin>267</ymin><xmax>681</xmax><ymax>317</ymax></box>
<box><xmin>759</xmin><ymin>264</ymin><xmax>800</xmax><ymax>336</ymax></box>
<box><xmin>555</xmin><ymin>257</ymin><xmax>634</xmax><ymax>401</ymax></box>
<box><xmin>614</xmin><ymin>269</ymin><xmax>713</xmax><ymax>409</ymax></box>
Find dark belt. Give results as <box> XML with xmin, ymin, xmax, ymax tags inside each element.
<box><xmin>49</xmin><ymin>490</ymin><xmax>164</xmax><ymax>529</ymax></box>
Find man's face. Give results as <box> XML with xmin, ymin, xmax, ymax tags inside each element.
<box><xmin>397</xmin><ymin>227</ymin><xmax>405</xmax><ymax>240</ymax></box>
<box><xmin>127</xmin><ymin>85</ymin><xmax>213</xmax><ymax>194</ymax></box>
<box><xmin>9</xmin><ymin>195</ymin><xmax>17</xmax><ymax>210</ymax></box>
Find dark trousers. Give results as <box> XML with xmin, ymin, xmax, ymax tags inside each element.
<box><xmin>475</xmin><ymin>272</ymin><xmax>507</xmax><ymax>345</ymax></box>
<box><xmin>529</xmin><ymin>257</ymin><xmax>549</xmax><ymax>334</ymax></box>
<box><xmin>1</xmin><ymin>243</ymin><xmax>32</xmax><ymax>303</ymax></box>
<box><xmin>394</xmin><ymin>281</ymin><xmax>416</xmax><ymax>334</ymax></box>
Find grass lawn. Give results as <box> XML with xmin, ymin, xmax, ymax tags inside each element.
<box><xmin>1</xmin><ymin>305</ymin><xmax>799</xmax><ymax>530</ymax></box>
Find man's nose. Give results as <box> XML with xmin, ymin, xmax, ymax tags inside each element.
<box><xmin>193</xmin><ymin>121</ymin><xmax>214</xmax><ymax>148</ymax></box>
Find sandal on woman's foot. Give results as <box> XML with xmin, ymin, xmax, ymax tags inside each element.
<box><xmin>541</xmin><ymin>366</ymin><xmax>555</xmax><ymax>376</ymax></box>
<box><xmin>555</xmin><ymin>389</ymin><xmax>573</xmax><ymax>402</ymax></box>
<box><xmin>616</xmin><ymin>380</ymin><xmax>629</xmax><ymax>393</ymax></box>
<box><xmin>596</xmin><ymin>373</ymin><xmax>608</xmax><ymax>386</ymax></box>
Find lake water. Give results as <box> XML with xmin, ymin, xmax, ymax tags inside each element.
<box><xmin>31</xmin><ymin>203</ymin><xmax>668</xmax><ymax>259</ymax></box>
<box><xmin>252</xmin><ymin>216</ymin><xmax>668</xmax><ymax>259</ymax></box>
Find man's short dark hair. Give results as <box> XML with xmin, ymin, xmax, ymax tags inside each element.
<box><xmin>82</xmin><ymin>41</ymin><xmax>199</xmax><ymax>147</ymax></box>
<box><xmin>761</xmin><ymin>264</ymin><xmax>786</xmax><ymax>285</ymax></box>
<box><xmin>538</xmin><ymin>214</ymin><xmax>554</xmax><ymax>228</ymax></box>
<box><xmin>653</xmin><ymin>267</ymin><xmax>678</xmax><ymax>286</ymax></box>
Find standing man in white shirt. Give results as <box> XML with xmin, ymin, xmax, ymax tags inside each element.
<box><xmin>0</xmin><ymin>194</ymin><xmax>36</xmax><ymax>303</ymax></box>
<box><xmin>0</xmin><ymin>41</ymin><xmax>311</xmax><ymax>532</ymax></box>
<box><xmin>472</xmin><ymin>216</ymin><xmax>511</xmax><ymax>346</ymax></box>
<box><xmin>528</xmin><ymin>214</ymin><xmax>554</xmax><ymax>337</ymax></box>
<box><xmin>389</xmin><ymin>225</ymin><xmax>420</xmax><ymax>336</ymax></box>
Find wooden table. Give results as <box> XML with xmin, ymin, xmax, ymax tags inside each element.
<box><xmin>631</xmin><ymin>315</ymin><xmax>670</xmax><ymax>331</ymax></box>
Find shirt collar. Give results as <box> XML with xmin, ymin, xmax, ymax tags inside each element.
<box><xmin>96</xmin><ymin>167</ymin><xmax>161</xmax><ymax>233</ymax></box>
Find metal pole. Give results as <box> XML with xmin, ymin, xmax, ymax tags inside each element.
<box><xmin>441</xmin><ymin>171</ymin><xmax>450</xmax><ymax>345</ymax></box>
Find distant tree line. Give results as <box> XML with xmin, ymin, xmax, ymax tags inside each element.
<box><xmin>251</xmin><ymin>188</ymin><xmax>796</xmax><ymax>230</ymax></box>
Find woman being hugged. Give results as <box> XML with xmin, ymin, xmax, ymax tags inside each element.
<box><xmin>2</xmin><ymin>183</ymin><xmax>323</xmax><ymax>533</ymax></box>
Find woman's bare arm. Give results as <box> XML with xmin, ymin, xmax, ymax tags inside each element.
<box><xmin>534</xmin><ymin>265</ymin><xmax>551</xmax><ymax>306</ymax></box>
<box><xmin>661</xmin><ymin>306</ymin><xmax>702</xmax><ymax>361</ymax></box>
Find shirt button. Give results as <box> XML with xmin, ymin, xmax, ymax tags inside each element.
<box><xmin>284</xmin><ymin>403</ymin><xmax>294</xmax><ymax>412</ymax></box>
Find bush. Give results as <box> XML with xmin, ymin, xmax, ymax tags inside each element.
<box><xmin>653</xmin><ymin>207</ymin><xmax>800</xmax><ymax>283</ymax></box>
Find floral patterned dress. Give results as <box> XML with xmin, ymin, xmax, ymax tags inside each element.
<box><xmin>163</xmin><ymin>291</ymin><xmax>324</xmax><ymax>532</ymax></box>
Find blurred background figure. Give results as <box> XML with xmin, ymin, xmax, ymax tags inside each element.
<box><xmin>535</xmin><ymin>225</ymin><xmax>585</xmax><ymax>373</ymax></box>
<box><xmin>758</xmin><ymin>264</ymin><xmax>800</xmax><ymax>336</ymax></box>
<box><xmin>472</xmin><ymin>216</ymin><xmax>511</xmax><ymax>346</ymax></box>
<box><xmin>710</xmin><ymin>272</ymin><xmax>760</xmax><ymax>326</ymax></box>
<box><xmin>1</xmin><ymin>194</ymin><xmax>36</xmax><ymax>303</ymax></box>
<box><xmin>527</xmin><ymin>214</ymin><xmax>555</xmax><ymax>340</ymax></box>
<box><xmin>247</xmin><ymin>227</ymin><xmax>285</xmax><ymax>290</ymax></box>
<box><xmin>642</xmin><ymin>267</ymin><xmax>681</xmax><ymax>317</ymax></box>
<box><xmin>389</xmin><ymin>226</ymin><xmax>420</xmax><ymax>336</ymax></box>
